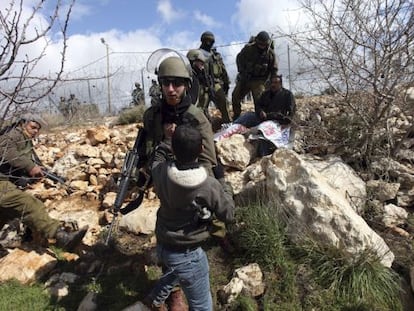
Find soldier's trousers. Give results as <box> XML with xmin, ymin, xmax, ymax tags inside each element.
<box><xmin>212</xmin><ymin>84</ymin><xmax>231</xmax><ymax>123</ymax></box>
<box><xmin>0</xmin><ymin>180</ymin><xmax>60</xmax><ymax>238</ymax></box>
<box><xmin>231</xmin><ymin>79</ymin><xmax>266</xmax><ymax>120</ymax></box>
<box><xmin>196</xmin><ymin>87</ymin><xmax>211</xmax><ymax>119</ymax></box>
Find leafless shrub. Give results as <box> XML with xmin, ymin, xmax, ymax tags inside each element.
<box><xmin>282</xmin><ymin>0</ymin><xmax>414</xmax><ymax>167</ymax></box>
<box><xmin>0</xmin><ymin>0</ymin><xmax>75</xmax><ymax>127</ymax></box>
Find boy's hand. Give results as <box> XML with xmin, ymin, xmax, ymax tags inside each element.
<box><xmin>163</xmin><ymin>123</ymin><xmax>177</xmax><ymax>139</ymax></box>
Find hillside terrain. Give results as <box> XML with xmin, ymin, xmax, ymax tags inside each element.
<box><xmin>1</xmin><ymin>96</ymin><xmax>414</xmax><ymax>310</ymax></box>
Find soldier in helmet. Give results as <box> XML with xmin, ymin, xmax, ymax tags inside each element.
<box><xmin>67</xmin><ymin>94</ymin><xmax>80</xmax><ymax>118</ymax></box>
<box><xmin>199</xmin><ymin>31</ymin><xmax>231</xmax><ymax>123</ymax></box>
<box><xmin>131</xmin><ymin>82</ymin><xmax>145</xmax><ymax>106</ymax></box>
<box><xmin>149</xmin><ymin>79</ymin><xmax>161</xmax><ymax>105</ymax></box>
<box><xmin>186</xmin><ymin>48</ymin><xmax>215</xmax><ymax>119</ymax></box>
<box><xmin>140</xmin><ymin>53</ymin><xmax>218</xmax><ymax>311</ymax></box>
<box><xmin>0</xmin><ymin>113</ymin><xmax>88</xmax><ymax>252</ymax></box>
<box><xmin>231</xmin><ymin>30</ymin><xmax>278</xmax><ymax>119</ymax></box>
<box><xmin>141</xmin><ymin>55</ymin><xmax>217</xmax><ymax>174</ymax></box>
<box><xmin>58</xmin><ymin>96</ymin><xmax>70</xmax><ymax>118</ymax></box>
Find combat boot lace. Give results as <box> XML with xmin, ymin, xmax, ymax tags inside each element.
<box><xmin>55</xmin><ymin>225</ymin><xmax>88</xmax><ymax>251</ymax></box>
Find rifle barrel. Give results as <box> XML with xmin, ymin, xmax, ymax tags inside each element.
<box><xmin>42</xmin><ymin>170</ymin><xmax>66</xmax><ymax>185</ymax></box>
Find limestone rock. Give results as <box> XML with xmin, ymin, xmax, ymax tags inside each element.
<box><xmin>86</xmin><ymin>126</ymin><xmax>110</xmax><ymax>146</ymax></box>
<box><xmin>266</xmin><ymin>149</ymin><xmax>394</xmax><ymax>267</ymax></box>
<box><xmin>216</xmin><ymin>134</ymin><xmax>256</xmax><ymax>170</ymax></box>
<box><xmin>0</xmin><ymin>249</ymin><xmax>57</xmax><ymax>284</ymax></box>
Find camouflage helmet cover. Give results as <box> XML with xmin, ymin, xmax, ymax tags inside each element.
<box><xmin>200</xmin><ymin>31</ymin><xmax>215</xmax><ymax>43</ymax></box>
<box><xmin>186</xmin><ymin>49</ymin><xmax>207</xmax><ymax>63</ymax></box>
<box><xmin>157</xmin><ymin>56</ymin><xmax>192</xmax><ymax>80</ymax></box>
<box><xmin>20</xmin><ymin>113</ymin><xmax>47</xmax><ymax>128</ymax></box>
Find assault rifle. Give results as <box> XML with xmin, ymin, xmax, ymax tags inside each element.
<box><xmin>32</xmin><ymin>153</ymin><xmax>74</xmax><ymax>192</ymax></box>
<box><xmin>41</xmin><ymin>169</ymin><xmax>75</xmax><ymax>191</ymax></box>
<box><xmin>105</xmin><ymin>127</ymin><xmax>151</xmax><ymax>245</ymax></box>
<box><xmin>42</xmin><ymin>169</ymin><xmax>66</xmax><ymax>185</ymax></box>
<box><xmin>11</xmin><ymin>168</ymin><xmax>74</xmax><ymax>192</ymax></box>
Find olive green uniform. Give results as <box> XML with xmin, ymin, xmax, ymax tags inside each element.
<box><xmin>192</xmin><ymin>67</ymin><xmax>214</xmax><ymax>118</ymax></box>
<box><xmin>231</xmin><ymin>43</ymin><xmax>278</xmax><ymax>119</ymax></box>
<box><xmin>201</xmin><ymin>48</ymin><xmax>231</xmax><ymax>123</ymax></box>
<box><xmin>142</xmin><ymin>94</ymin><xmax>217</xmax><ymax>174</ymax></box>
<box><xmin>0</xmin><ymin>127</ymin><xmax>60</xmax><ymax>238</ymax></box>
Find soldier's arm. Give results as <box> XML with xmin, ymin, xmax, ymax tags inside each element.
<box><xmin>270</xmin><ymin>50</ymin><xmax>278</xmax><ymax>77</ymax></box>
<box><xmin>196</xmin><ymin>113</ymin><xmax>217</xmax><ymax>171</ymax></box>
<box><xmin>283</xmin><ymin>91</ymin><xmax>296</xmax><ymax>124</ymax></box>
<box><xmin>255</xmin><ymin>92</ymin><xmax>267</xmax><ymax>119</ymax></box>
<box><xmin>0</xmin><ymin>133</ymin><xmax>36</xmax><ymax>173</ymax></box>
<box><xmin>221</xmin><ymin>63</ymin><xmax>230</xmax><ymax>88</ymax></box>
<box><xmin>216</xmin><ymin>52</ymin><xmax>230</xmax><ymax>86</ymax></box>
<box><xmin>236</xmin><ymin>49</ymin><xmax>245</xmax><ymax>73</ymax></box>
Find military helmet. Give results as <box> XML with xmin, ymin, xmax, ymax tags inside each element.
<box><xmin>200</xmin><ymin>31</ymin><xmax>215</xmax><ymax>43</ymax></box>
<box><xmin>157</xmin><ymin>56</ymin><xmax>192</xmax><ymax>80</ymax></box>
<box><xmin>186</xmin><ymin>49</ymin><xmax>207</xmax><ymax>63</ymax></box>
<box><xmin>20</xmin><ymin>113</ymin><xmax>47</xmax><ymax>128</ymax></box>
<box><xmin>256</xmin><ymin>31</ymin><xmax>270</xmax><ymax>44</ymax></box>
<box><xmin>135</xmin><ymin>82</ymin><xmax>141</xmax><ymax>87</ymax></box>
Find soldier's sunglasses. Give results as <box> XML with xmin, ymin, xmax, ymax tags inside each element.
<box><xmin>160</xmin><ymin>78</ymin><xmax>186</xmax><ymax>87</ymax></box>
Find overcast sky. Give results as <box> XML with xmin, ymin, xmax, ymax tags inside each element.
<box><xmin>2</xmin><ymin>0</ymin><xmax>304</xmax><ymax>112</ymax></box>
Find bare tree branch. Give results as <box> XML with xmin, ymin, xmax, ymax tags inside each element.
<box><xmin>281</xmin><ymin>0</ymin><xmax>414</xmax><ymax>163</ymax></box>
<box><xmin>0</xmin><ymin>0</ymin><xmax>75</xmax><ymax>126</ymax></box>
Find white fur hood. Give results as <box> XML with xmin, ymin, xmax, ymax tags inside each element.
<box><xmin>167</xmin><ymin>163</ymin><xmax>208</xmax><ymax>188</ymax></box>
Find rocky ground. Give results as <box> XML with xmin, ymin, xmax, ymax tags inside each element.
<box><xmin>1</xmin><ymin>96</ymin><xmax>414</xmax><ymax>310</ymax></box>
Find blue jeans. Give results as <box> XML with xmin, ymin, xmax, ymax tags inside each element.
<box><xmin>148</xmin><ymin>244</ymin><xmax>213</xmax><ymax>311</ymax></box>
<box><xmin>233</xmin><ymin>111</ymin><xmax>261</xmax><ymax>128</ymax></box>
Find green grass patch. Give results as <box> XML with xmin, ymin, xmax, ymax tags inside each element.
<box><xmin>0</xmin><ymin>280</ymin><xmax>58</xmax><ymax>311</ymax></box>
<box><xmin>299</xmin><ymin>241</ymin><xmax>403</xmax><ymax>311</ymax></box>
<box><xmin>232</xmin><ymin>201</ymin><xmax>301</xmax><ymax>309</ymax></box>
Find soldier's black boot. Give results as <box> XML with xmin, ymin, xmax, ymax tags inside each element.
<box><xmin>55</xmin><ymin>226</ymin><xmax>88</xmax><ymax>251</ymax></box>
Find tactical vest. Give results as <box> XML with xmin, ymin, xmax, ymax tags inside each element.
<box><xmin>241</xmin><ymin>43</ymin><xmax>275</xmax><ymax>79</ymax></box>
<box><xmin>210</xmin><ymin>50</ymin><xmax>226</xmax><ymax>83</ymax></box>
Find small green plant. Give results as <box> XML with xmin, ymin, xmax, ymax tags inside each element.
<box><xmin>234</xmin><ymin>201</ymin><xmax>287</xmax><ymax>268</ymax></box>
<box><xmin>299</xmin><ymin>241</ymin><xmax>403</xmax><ymax>311</ymax></box>
<box><xmin>233</xmin><ymin>201</ymin><xmax>300</xmax><ymax>308</ymax></box>
<box><xmin>231</xmin><ymin>294</ymin><xmax>258</xmax><ymax>310</ymax></box>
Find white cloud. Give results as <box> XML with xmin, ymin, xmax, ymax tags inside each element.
<box><xmin>194</xmin><ymin>10</ymin><xmax>221</xmax><ymax>28</ymax></box>
<box><xmin>69</xmin><ymin>2</ymin><xmax>93</xmax><ymax>21</ymax></box>
<box><xmin>157</xmin><ymin>0</ymin><xmax>184</xmax><ymax>24</ymax></box>
<box><xmin>232</xmin><ymin>0</ymin><xmax>301</xmax><ymax>36</ymax></box>
<box><xmin>1</xmin><ymin>0</ymin><xmax>307</xmax><ymax>113</ymax></box>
